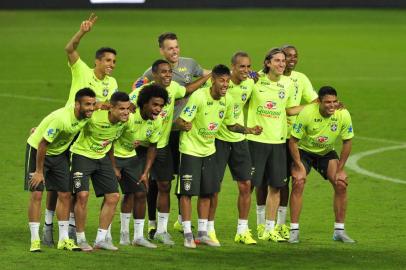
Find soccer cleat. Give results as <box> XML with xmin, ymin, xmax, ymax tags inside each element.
<box><xmin>276</xmin><ymin>224</ymin><xmax>290</xmax><ymax>240</ymax></box>
<box><xmin>257</xmin><ymin>224</ymin><xmax>265</xmax><ymax>238</ymax></box>
<box><xmin>57</xmin><ymin>239</ymin><xmax>81</xmax><ymax>251</ymax></box>
<box><xmin>260</xmin><ymin>229</ymin><xmax>287</xmax><ymax>242</ymax></box>
<box><xmin>208</xmin><ymin>230</ymin><xmax>220</xmax><ymax>246</ymax></box>
<box><xmin>42</xmin><ymin>224</ymin><xmax>54</xmax><ymax>247</ymax></box>
<box><xmin>154</xmin><ymin>232</ymin><xmax>175</xmax><ymax>246</ymax></box>
<box><xmin>68</xmin><ymin>225</ymin><xmax>77</xmax><ymax>243</ymax></box>
<box><xmin>234</xmin><ymin>229</ymin><xmax>257</xmax><ymax>245</ymax></box>
<box><xmin>147</xmin><ymin>226</ymin><xmax>157</xmax><ymax>241</ymax></box>
<box><xmin>30</xmin><ymin>239</ymin><xmax>41</xmax><ymax>252</ymax></box>
<box><xmin>77</xmin><ymin>240</ymin><xmax>93</xmax><ymax>252</ymax></box>
<box><xmin>173</xmin><ymin>220</ymin><xmax>183</xmax><ymax>233</ymax></box>
<box><xmin>333</xmin><ymin>230</ymin><xmax>356</xmax><ymax>243</ymax></box>
<box><xmin>288</xmin><ymin>229</ymin><xmax>300</xmax><ymax>244</ymax></box>
<box><xmin>183</xmin><ymin>233</ymin><xmax>196</xmax><ymax>249</ymax></box>
<box><xmin>119</xmin><ymin>232</ymin><xmax>130</xmax><ymax>245</ymax></box>
<box><xmin>132</xmin><ymin>237</ymin><xmax>157</xmax><ymax>249</ymax></box>
<box><xmin>196</xmin><ymin>235</ymin><xmax>221</xmax><ymax>247</ymax></box>
<box><xmin>94</xmin><ymin>240</ymin><xmax>119</xmax><ymax>251</ymax></box>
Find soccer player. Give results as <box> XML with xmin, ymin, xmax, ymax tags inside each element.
<box><xmin>132</xmin><ymin>32</ymin><xmax>210</xmax><ymax>234</ymax></box>
<box><xmin>288</xmin><ymin>86</ymin><xmax>355</xmax><ymax>244</ymax></box>
<box><xmin>114</xmin><ymin>84</ymin><xmax>168</xmax><ymax>248</ymax></box>
<box><xmin>212</xmin><ymin>52</ymin><xmax>258</xmax><ymax>245</ymax></box>
<box><xmin>247</xmin><ymin>48</ymin><xmax>300</xmax><ymax>242</ymax></box>
<box><xmin>275</xmin><ymin>45</ymin><xmax>319</xmax><ymax>240</ymax></box>
<box><xmin>26</xmin><ymin>88</ymin><xmax>96</xmax><ymax>252</ymax></box>
<box><xmin>70</xmin><ymin>92</ymin><xmax>130</xmax><ymax>251</ymax></box>
<box><xmin>175</xmin><ymin>64</ymin><xmax>261</xmax><ymax>248</ymax></box>
<box><xmin>123</xmin><ymin>59</ymin><xmax>207</xmax><ymax>245</ymax></box>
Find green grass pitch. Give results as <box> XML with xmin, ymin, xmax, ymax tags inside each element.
<box><xmin>0</xmin><ymin>9</ymin><xmax>405</xmax><ymax>269</ymax></box>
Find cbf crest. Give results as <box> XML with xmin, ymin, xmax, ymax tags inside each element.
<box><xmin>241</xmin><ymin>93</ymin><xmax>247</xmax><ymax>101</ymax></box>
<box><xmin>278</xmin><ymin>90</ymin><xmax>285</xmax><ymax>99</ymax></box>
<box><xmin>103</xmin><ymin>88</ymin><xmax>109</xmax><ymax>97</ymax></box>
<box><xmin>219</xmin><ymin>110</ymin><xmax>224</xmax><ymax>119</ymax></box>
<box><xmin>331</xmin><ymin>123</ymin><xmax>338</xmax><ymax>132</ymax></box>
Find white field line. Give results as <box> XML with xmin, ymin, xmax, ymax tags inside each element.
<box><xmin>0</xmin><ymin>93</ymin><xmax>63</xmax><ymax>103</ymax></box>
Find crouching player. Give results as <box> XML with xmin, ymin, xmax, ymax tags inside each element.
<box><xmin>288</xmin><ymin>86</ymin><xmax>355</xmax><ymax>243</ymax></box>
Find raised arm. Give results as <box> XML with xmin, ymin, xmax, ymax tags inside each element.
<box><xmin>64</xmin><ymin>13</ymin><xmax>98</xmax><ymax>66</ymax></box>
<box><xmin>185</xmin><ymin>73</ymin><xmax>211</xmax><ymax>95</ymax></box>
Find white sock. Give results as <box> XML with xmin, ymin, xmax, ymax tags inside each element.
<box><xmin>148</xmin><ymin>220</ymin><xmax>157</xmax><ymax>228</ymax></box>
<box><xmin>95</xmin><ymin>228</ymin><xmax>108</xmax><ymax>243</ymax></box>
<box><xmin>29</xmin><ymin>222</ymin><xmax>40</xmax><ymax>241</ymax></box>
<box><xmin>121</xmin><ymin>213</ymin><xmax>131</xmax><ymax>233</ymax></box>
<box><xmin>69</xmin><ymin>212</ymin><xmax>76</xmax><ymax>227</ymax></box>
<box><xmin>182</xmin><ymin>221</ymin><xmax>192</xmax><ymax>234</ymax></box>
<box><xmin>334</xmin><ymin>222</ymin><xmax>345</xmax><ymax>230</ymax></box>
<box><xmin>134</xmin><ymin>219</ymin><xmax>145</xmax><ymax>240</ymax></box>
<box><xmin>237</xmin><ymin>219</ymin><xmax>248</xmax><ymax>234</ymax></box>
<box><xmin>76</xmin><ymin>231</ymin><xmax>86</xmax><ymax>243</ymax></box>
<box><xmin>197</xmin><ymin>219</ymin><xmax>208</xmax><ymax>233</ymax></box>
<box><xmin>58</xmin><ymin>221</ymin><xmax>69</xmax><ymax>241</ymax></box>
<box><xmin>45</xmin><ymin>209</ymin><xmax>54</xmax><ymax>225</ymax></box>
<box><xmin>177</xmin><ymin>214</ymin><xmax>182</xmax><ymax>223</ymax></box>
<box><xmin>277</xmin><ymin>206</ymin><xmax>287</xmax><ymax>225</ymax></box>
<box><xmin>106</xmin><ymin>224</ymin><xmax>112</xmax><ymax>240</ymax></box>
<box><xmin>207</xmin><ymin>220</ymin><xmax>215</xmax><ymax>233</ymax></box>
<box><xmin>157</xmin><ymin>212</ymin><xmax>169</xmax><ymax>233</ymax></box>
<box><xmin>265</xmin><ymin>220</ymin><xmax>275</xmax><ymax>231</ymax></box>
<box><xmin>290</xmin><ymin>223</ymin><xmax>299</xmax><ymax>230</ymax></box>
<box><xmin>256</xmin><ymin>205</ymin><xmax>265</xmax><ymax>226</ymax></box>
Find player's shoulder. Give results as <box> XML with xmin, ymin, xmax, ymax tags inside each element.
<box><xmin>336</xmin><ymin>108</ymin><xmax>351</xmax><ymax>119</ymax></box>
<box><xmin>302</xmin><ymin>103</ymin><xmax>319</xmax><ymax>115</ymax></box>
<box><xmin>179</xmin><ymin>57</ymin><xmax>197</xmax><ymax>64</ymax></box>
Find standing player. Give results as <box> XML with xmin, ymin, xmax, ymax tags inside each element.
<box><xmin>288</xmin><ymin>86</ymin><xmax>355</xmax><ymax>243</ymax></box>
<box><xmin>26</xmin><ymin>88</ymin><xmax>96</xmax><ymax>252</ymax></box>
<box><xmin>114</xmin><ymin>84</ymin><xmax>168</xmax><ymax>248</ymax></box>
<box><xmin>132</xmin><ymin>32</ymin><xmax>210</xmax><ymax>233</ymax></box>
<box><xmin>175</xmin><ymin>65</ymin><xmax>261</xmax><ymax>248</ymax></box>
<box><xmin>275</xmin><ymin>45</ymin><xmax>319</xmax><ymax>240</ymax></box>
<box><xmin>212</xmin><ymin>52</ymin><xmax>259</xmax><ymax>245</ymax></box>
<box><xmin>70</xmin><ymin>92</ymin><xmax>130</xmax><ymax>251</ymax></box>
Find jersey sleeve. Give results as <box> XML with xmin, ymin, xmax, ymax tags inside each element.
<box><xmin>300</xmin><ymin>74</ymin><xmax>318</xmax><ymax>103</ymax></box>
<box><xmin>42</xmin><ymin>118</ymin><xmax>65</xmax><ymax>144</ymax></box>
<box><xmin>339</xmin><ymin>109</ymin><xmax>354</xmax><ymax>140</ymax></box>
<box><xmin>174</xmin><ymin>81</ymin><xmax>187</xmax><ymax>99</ymax></box>
<box><xmin>286</xmin><ymin>82</ymin><xmax>296</xmax><ymax>108</ymax></box>
<box><xmin>222</xmin><ymin>96</ymin><xmax>236</xmax><ymax>126</ymax></box>
<box><xmin>149</xmin><ymin>119</ymin><xmax>163</xmax><ymax>144</ymax></box>
<box><xmin>179</xmin><ymin>91</ymin><xmax>200</xmax><ymax>122</ymax></box>
<box><xmin>191</xmin><ymin>59</ymin><xmax>204</xmax><ymax>77</ymax></box>
<box><xmin>129</xmin><ymin>88</ymin><xmax>140</xmax><ymax>105</ymax></box>
<box><xmin>132</xmin><ymin>68</ymin><xmax>153</xmax><ymax>90</ymax></box>
<box><xmin>291</xmin><ymin>108</ymin><xmax>308</xmax><ymax>140</ymax></box>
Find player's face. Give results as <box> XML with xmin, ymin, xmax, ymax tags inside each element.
<box><xmin>232</xmin><ymin>56</ymin><xmax>251</xmax><ymax>81</ymax></box>
<box><xmin>266</xmin><ymin>52</ymin><xmax>286</xmax><ymax>75</ymax></box>
<box><xmin>153</xmin><ymin>63</ymin><xmax>173</xmax><ymax>87</ymax></box>
<box><xmin>96</xmin><ymin>52</ymin><xmax>116</xmax><ymax>76</ymax></box>
<box><xmin>110</xmin><ymin>101</ymin><xmax>131</xmax><ymax>122</ymax></box>
<box><xmin>77</xmin><ymin>96</ymin><xmax>96</xmax><ymax>119</ymax></box>
<box><xmin>212</xmin><ymin>74</ymin><xmax>230</xmax><ymax>97</ymax></box>
<box><xmin>144</xmin><ymin>97</ymin><xmax>165</xmax><ymax>120</ymax></box>
<box><xmin>284</xmin><ymin>48</ymin><xmax>298</xmax><ymax>71</ymax></box>
<box><xmin>160</xmin><ymin>39</ymin><xmax>180</xmax><ymax>64</ymax></box>
<box><xmin>319</xmin><ymin>95</ymin><xmax>339</xmax><ymax>116</ymax></box>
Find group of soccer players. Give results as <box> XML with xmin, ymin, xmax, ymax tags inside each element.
<box><xmin>25</xmin><ymin>13</ymin><xmax>356</xmax><ymax>252</ymax></box>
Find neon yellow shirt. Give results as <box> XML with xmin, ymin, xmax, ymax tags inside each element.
<box><xmin>246</xmin><ymin>74</ymin><xmax>294</xmax><ymax>144</ymax></box>
<box><xmin>70</xmin><ymin>110</ymin><xmax>126</xmax><ymax>159</ymax></box>
<box><xmin>216</xmin><ymin>78</ymin><xmax>254</xmax><ymax>142</ymax></box>
<box><xmin>291</xmin><ymin>103</ymin><xmax>354</xmax><ymax>155</ymax></box>
<box><xmin>66</xmin><ymin>58</ymin><xmax>118</xmax><ymax>106</ymax></box>
<box><xmin>179</xmin><ymin>87</ymin><xmax>235</xmax><ymax>157</ymax></box>
<box><xmin>27</xmin><ymin>106</ymin><xmax>89</xmax><ymax>155</ymax></box>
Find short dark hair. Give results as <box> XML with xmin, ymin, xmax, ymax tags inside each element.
<box><xmin>231</xmin><ymin>51</ymin><xmax>249</xmax><ymax>65</ymax></box>
<box><xmin>151</xmin><ymin>59</ymin><xmax>170</xmax><ymax>74</ymax></box>
<box><xmin>75</xmin><ymin>88</ymin><xmax>96</xmax><ymax>102</ymax></box>
<box><xmin>212</xmin><ymin>64</ymin><xmax>231</xmax><ymax>77</ymax></box>
<box><xmin>137</xmin><ymin>83</ymin><xmax>169</xmax><ymax>109</ymax></box>
<box><xmin>281</xmin><ymin>44</ymin><xmax>297</xmax><ymax>53</ymax></box>
<box><xmin>262</xmin><ymin>47</ymin><xmax>285</xmax><ymax>74</ymax></box>
<box><xmin>318</xmin><ymin>86</ymin><xmax>338</xmax><ymax>100</ymax></box>
<box><xmin>110</xmin><ymin>91</ymin><xmax>129</xmax><ymax>106</ymax></box>
<box><xmin>158</xmin><ymin>32</ymin><xmax>177</xmax><ymax>48</ymax></box>
<box><xmin>95</xmin><ymin>47</ymin><xmax>117</xmax><ymax>60</ymax></box>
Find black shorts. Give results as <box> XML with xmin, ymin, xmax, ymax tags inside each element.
<box><xmin>176</xmin><ymin>153</ymin><xmax>220</xmax><ymax>196</ymax></box>
<box><xmin>215</xmin><ymin>139</ymin><xmax>252</xmax><ymax>182</ymax></box>
<box><xmin>151</xmin><ymin>145</ymin><xmax>174</xmax><ymax>182</ymax></box>
<box><xmin>71</xmin><ymin>153</ymin><xmax>118</xmax><ymax>197</ymax></box>
<box><xmin>24</xmin><ymin>144</ymin><xmax>71</xmax><ymax>192</ymax></box>
<box><xmin>299</xmin><ymin>149</ymin><xmax>339</xmax><ymax>180</ymax></box>
<box><xmin>169</xmin><ymin>130</ymin><xmax>180</xmax><ymax>175</ymax></box>
<box><xmin>248</xmin><ymin>141</ymin><xmax>288</xmax><ymax>188</ymax></box>
<box><xmin>116</xmin><ymin>155</ymin><xmax>146</xmax><ymax>194</ymax></box>
<box><xmin>286</xmin><ymin>139</ymin><xmax>293</xmax><ymax>179</ymax></box>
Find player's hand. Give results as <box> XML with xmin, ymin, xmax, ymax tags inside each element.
<box><xmin>138</xmin><ymin>173</ymin><xmax>149</xmax><ymax>191</ymax></box>
<box><xmin>80</xmin><ymin>13</ymin><xmax>98</xmax><ymax>33</ymax></box>
<box><xmin>133</xmin><ymin>140</ymin><xmax>141</xmax><ymax>149</ymax></box>
<box><xmin>248</xmin><ymin>125</ymin><xmax>263</xmax><ymax>135</ymax></box>
<box><xmin>96</xmin><ymin>102</ymin><xmax>111</xmax><ymax>110</ymax></box>
<box><xmin>30</xmin><ymin>127</ymin><xmax>37</xmax><ymax>134</ymax></box>
<box><xmin>335</xmin><ymin>170</ymin><xmax>348</xmax><ymax>186</ymax></box>
<box><xmin>114</xmin><ymin>167</ymin><xmax>122</xmax><ymax>181</ymax></box>
<box><xmin>129</xmin><ymin>103</ymin><xmax>136</xmax><ymax>113</ymax></box>
<box><xmin>180</xmin><ymin>121</ymin><xmax>192</xmax><ymax>131</ymax></box>
<box><xmin>29</xmin><ymin>171</ymin><xmax>45</xmax><ymax>189</ymax></box>
<box><xmin>291</xmin><ymin>162</ymin><xmax>306</xmax><ymax>182</ymax></box>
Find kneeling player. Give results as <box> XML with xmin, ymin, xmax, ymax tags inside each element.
<box><xmin>288</xmin><ymin>86</ymin><xmax>355</xmax><ymax>243</ymax></box>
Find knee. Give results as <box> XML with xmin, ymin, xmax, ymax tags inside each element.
<box><xmin>76</xmin><ymin>192</ymin><xmax>89</xmax><ymax>206</ymax></box>
<box><xmin>134</xmin><ymin>192</ymin><xmax>146</xmax><ymax>202</ymax></box>
<box><xmin>292</xmin><ymin>178</ymin><xmax>305</xmax><ymax>192</ymax></box>
<box><xmin>58</xmin><ymin>192</ymin><xmax>71</xmax><ymax>202</ymax></box>
<box><xmin>238</xmin><ymin>181</ymin><xmax>251</xmax><ymax>194</ymax></box>
<box><xmin>123</xmin><ymin>193</ymin><xmax>134</xmax><ymax>203</ymax></box>
<box><xmin>334</xmin><ymin>180</ymin><xmax>347</xmax><ymax>194</ymax></box>
<box><xmin>31</xmin><ymin>191</ymin><xmax>43</xmax><ymax>202</ymax></box>
<box><xmin>158</xmin><ymin>182</ymin><xmax>171</xmax><ymax>193</ymax></box>
<box><xmin>105</xmin><ymin>193</ymin><xmax>120</xmax><ymax>204</ymax></box>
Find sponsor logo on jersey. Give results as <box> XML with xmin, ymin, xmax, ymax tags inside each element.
<box><xmin>46</xmin><ymin>128</ymin><xmax>59</xmax><ymax>138</ymax></box>
<box><xmin>207</xmin><ymin>101</ymin><xmax>213</xmax><ymax>106</ymax></box>
<box><xmin>317</xmin><ymin>136</ymin><xmax>329</xmax><ymax>143</ymax></box>
<box><xmin>183</xmin><ymin>105</ymin><xmax>196</xmax><ymax>117</ymax></box>
<box><xmin>265</xmin><ymin>101</ymin><xmax>277</xmax><ymax>110</ymax></box>
<box><xmin>208</xmin><ymin>122</ymin><xmax>218</xmax><ymax>131</ymax></box>
<box><xmin>314</xmin><ymin>118</ymin><xmax>322</xmax><ymax>122</ymax></box>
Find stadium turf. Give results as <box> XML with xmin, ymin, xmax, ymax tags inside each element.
<box><xmin>0</xmin><ymin>9</ymin><xmax>405</xmax><ymax>269</ymax></box>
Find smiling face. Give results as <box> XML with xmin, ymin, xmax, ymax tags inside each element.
<box><xmin>160</xmin><ymin>38</ymin><xmax>180</xmax><ymax>64</ymax></box>
<box><xmin>211</xmin><ymin>74</ymin><xmax>230</xmax><ymax>98</ymax></box>
<box><xmin>95</xmin><ymin>52</ymin><xmax>116</xmax><ymax>76</ymax></box>
<box><xmin>283</xmin><ymin>47</ymin><xmax>298</xmax><ymax>73</ymax></box>
<box><xmin>231</xmin><ymin>56</ymin><xmax>251</xmax><ymax>82</ymax></box>
<box><xmin>110</xmin><ymin>100</ymin><xmax>131</xmax><ymax>123</ymax></box>
<box><xmin>76</xmin><ymin>96</ymin><xmax>96</xmax><ymax>119</ymax></box>
<box><xmin>153</xmin><ymin>63</ymin><xmax>173</xmax><ymax>88</ymax></box>
<box><xmin>266</xmin><ymin>52</ymin><xmax>286</xmax><ymax>76</ymax></box>
<box><xmin>319</xmin><ymin>94</ymin><xmax>339</xmax><ymax>117</ymax></box>
<box><xmin>142</xmin><ymin>97</ymin><xmax>165</xmax><ymax>120</ymax></box>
